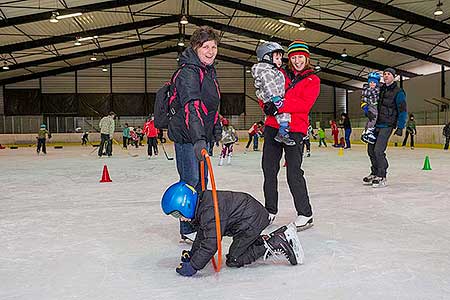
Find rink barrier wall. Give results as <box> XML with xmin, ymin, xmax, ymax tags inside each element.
<box><xmin>0</xmin><ymin>126</ymin><xmax>447</xmax><ymax>148</ymax></box>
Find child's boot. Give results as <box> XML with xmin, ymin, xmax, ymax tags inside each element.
<box><xmin>263</xmin><ymin>224</ymin><xmax>304</xmax><ymax>265</ymax></box>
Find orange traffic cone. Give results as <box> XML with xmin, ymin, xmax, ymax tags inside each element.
<box><xmin>100</xmin><ymin>164</ymin><xmax>112</xmax><ymax>182</ymax></box>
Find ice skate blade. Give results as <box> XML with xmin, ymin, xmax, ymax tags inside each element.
<box><xmin>296</xmin><ymin>222</ymin><xmax>314</xmax><ymax>232</ymax></box>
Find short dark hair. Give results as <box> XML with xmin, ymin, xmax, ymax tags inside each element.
<box><xmin>109</xmin><ymin>111</ymin><xmax>115</xmax><ymax>116</ymax></box>
<box><xmin>190</xmin><ymin>26</ymin><xmax>219</xmax><ymax>50</ymax></box>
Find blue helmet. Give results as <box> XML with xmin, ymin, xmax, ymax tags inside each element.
<box><xmin>40</xmin><ymin>124</ymin><xmax>46</xmax><ymax>129</ymax></box>
<box><xmin>161</xmin><ymin>182</ymin><xmax>198</xmax><ymax>219</ymax></box>
<box><xmin>368</xmin><ymin>71</ymin><xmax>381</xmax><ymax>85</ymax></box>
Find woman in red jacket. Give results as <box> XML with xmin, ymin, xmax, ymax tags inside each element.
<box><xmin>262</xmin><ymin>39</ymin><xmax>320</xmax><ymax>231</ymax></box>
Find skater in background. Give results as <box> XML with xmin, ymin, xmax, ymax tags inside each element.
<box><xmin>218</xmin><ymin>118</ymin><xmax>237</xmax><ymax>166</ymax></box>
<box><xmin>301</xmin><ymin>123</ymin><xmax>315</xmax><ymax>157</ymax></box>
<box><xmin>443</xmin><ymin>121</ymin><xmax>450</xmax><ymax>150</ymax></box>
<box><xmin>317</xmin><ymin>127</ymin><xmax>327</xmax><ymax>147</ymax></box>
<box><xmin>363</xmin><ymin>68</ymin><xmax>407</xmax><ymax>188</ymax></box>
<box><xmin>136</xmin><ymin>126</ymin><xmax>144</xmax><ymax>146</ymax></box>
<box><xmin>81</xmin><ymin>131</ymin><xmax>89</xmax><ymax>145</ymax></box>
<box><xmin>360</xmin><ymin>72</ymin><xmax>381</xmax><ymax>144</ymax></box>
<box><xmin>130</xmin><ymin>128</ymin><xmax>139</xmax><ymax>148</ymax></box>
<box><xmin>36</xmin><ymin>124</ymin><xmax>51</xmax><ymax>155</ymax></box>
<box><xmin>340</xmin><ymin>113</ymin><xmax>352</xmax><ymax>149</ymax></box>
<box><xmin>245</xmin><ymin>121</ymin><xmax>264</xmax><ymax>152</ymax></box>
<box><xmin>261</xmin><ymin>39</ymin><xmax>319</xmax><ymax>230</ymax></box>
<box><xmin>330</xmin><ymin>119</ymin><xmax>339</xmax><ymax>147</ymax></box>
<box><xmin>166</xmin><ymin>26</ymin><xmax>222</xmax><ymax>242</ymax></box>
<box><xmin>122</xmin><ymin>123</ymin><xmax>130</xmax><ymax>149</ymax></box>
<box><xmin>402</xmin><ymin>114</ymin><xmax>417</xmax><ymax>149</ymax></box>
<box><xmin>98</xmin><ymin>111</ymin><xmax>115</xmax><ymax>157</ymax></box>
<box><xmin>161</xmin><ymin>182</ymin><xmax>304</xmax><ymax>277</ymax></box>
<box><xmin>143</xmin><ymin>115</ymin><xmax>158</xmax><ymax>158</ymax></box>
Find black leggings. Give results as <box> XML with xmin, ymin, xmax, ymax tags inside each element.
<box><xmin>262</xmin><ymin>126</ymin><xmax>312</xmax><ymax>217</ymax></box>
<box><xmin>147</xmin><ymin>137</ymin><xmax>158</xmax><ymax>156</ymax></box>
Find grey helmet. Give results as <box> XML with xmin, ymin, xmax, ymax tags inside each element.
<box><xmin>256</xmin><ymin>42</ymin><xmax>284</xmax><ymax>63</ymax></box>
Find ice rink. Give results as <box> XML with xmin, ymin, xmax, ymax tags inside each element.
<box><xmin>1</xmin><ymin>142</ymin><xmax>449</xmax><ymax>300</ymax></box>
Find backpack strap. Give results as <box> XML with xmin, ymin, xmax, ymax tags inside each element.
<box><xmin>285</xmin><ymin>69</ymin><xmax>316</xmax><ymax>93</ymax></box>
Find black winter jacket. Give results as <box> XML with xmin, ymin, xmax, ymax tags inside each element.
<box><xmin>168</xmin><ymin>47</ymin><xmax>222</xmax><ymax>144</ymax></box>
<box><xmin>189</xmin><ymin>190</ymin><xmax>269</xmax><ymax>270</ymax></box>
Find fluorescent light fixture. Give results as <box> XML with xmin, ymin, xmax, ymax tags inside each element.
<box><xmin>246</xmin><ymin>69</ymin><xmax>251</xmax><ymax>73</ymax></box>
<box><xmin>74</xmin><ymin>40</ymin><xmax>81</xmax><ymax>46</ymax></box>
<box><xmin>259</xmin><ymin>39</ymin><xmax>267</xmax><ymax>43</ymax></box>
<box><xmin>56</xmin><ymin>12</ymin><xmax>82</xmax><ymax>20</ymax></box>
<box><xmin>49</xmin><ymin>12</ymin><xmax>59</xmax><ymax>23</ymax></box>
<box><xmin>101</xmin><ymin>67</ymin><xmax>108</xmax><ymax>72</ymax></box>
<box><xmin>177</xmin><ymin>40</ymin><xmax>185</xmax><ymax>47</ymax></box>
<box><xmin>78</xmin><ymin>36</ymin><xmax>98</xmax><ymax>42</ymax></box>
<box><xmin>180</xmin><ymin>15</ymin><xmax>188</xmax><ymax>25</ymax></box>
<box><xmin>377</xmin><ymin>31</ymin><xmax>385</xmax><ymax>41</ymax></box>
<box><xmin>299</xmin><ymin>22</ymin><xmax>306</xmax><ymax>31</ymax></box>
<box><xmin>90</xmin><ymin>55</ymin><xmax>97</xmax><ymax>61</ymax></box>
<box><xmin>314</xmin><ymin>63</ymin><xmax>321</xmax><ymax>70</ymax></box>
<box><xmin>341</xmin><ymin>49</ymin><xmax>348</xmax><ymax>58</ymax></box>
<box><xmin>2</xmin><ymin>62</ymin><xmax>9</xmax><ymax>70</ymax></box>
<box><xmin>278</xmin><ymin>19</ymin><xmax>300</xmax><ymax>28</ymax></box>
<box><xmin>434</xmin><ymin>2</ymin><xmax>443</xmax><ymax>16</ymax></box>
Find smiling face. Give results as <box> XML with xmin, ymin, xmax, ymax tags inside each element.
<box><xmin>290</xmin><ymin>54</ymin><xmax>307</xmax><ymax>72</ymax></box>
<box><xmin>272</xmin><ymin>51</ymin><xmax>283</xmax><ymax>67</ymax></box>
<box><xmin>195</xmin><ymin>40</ymin><xmax>218</xmax><ymax>66</ymax></box>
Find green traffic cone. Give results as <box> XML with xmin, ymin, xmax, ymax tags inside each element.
<box><xmin>422</xmin><ymin>156</ymin><xmax>432</xmax><ymax>170</ymax></box>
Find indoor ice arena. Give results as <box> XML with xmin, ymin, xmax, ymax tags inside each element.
<box><xmin>0</xmin><ymin>0</ymin><xmax>449</xmax><ymax>299</ymax></box>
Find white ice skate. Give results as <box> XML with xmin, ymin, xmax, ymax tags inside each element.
<box><xmin>227</xmin><ymin>154</ymin><xmax>232</xmax><ymax>165</ymax></box>
<box><xmin>268</xmin><ymin>213</ymin><xmax>276</xmax><ymax>225</ymax></box>
<box><xmin>294</xmin><ymin>215</ymin><xmax>314</xmax><ymax>232</ymax></box>
<box><xmin>263</xmin><ymin>225</ymin><xmax>304</xmax><ymax>265</ymax></box>
<box><xmin>218</xmin><ymin>157</ymin><xmax>224</xmax><ymax>166</ymax></box>
<box><xmin>372</xmin><ymin>177</ymin><xmax>387</xmax><ymax>188</ymax></box>
<box><xmin>286</xmin><ymin>223</ymin><xmax>305</xmax><ymax>264</ymax></box>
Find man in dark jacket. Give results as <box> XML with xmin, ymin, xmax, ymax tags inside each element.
<box><xmin>161</xmin><ymin>182</ymin><xmax>304</xmax><ymax>277</ymax></box>
<box><xmin>363</xmin><ymin>68</ymin><xmax>407</xmax><ymax>188</ymax></box>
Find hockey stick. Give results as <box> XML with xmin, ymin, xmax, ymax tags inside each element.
<box><xmin>161</xmin><ymin>143</ymin><xmax>174</xmax><ymax>160</ymax></box>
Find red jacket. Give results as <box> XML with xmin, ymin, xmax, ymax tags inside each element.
<box><xmin>330</xmin><ymin>120</ymin><xmax>339</xmax><ymax>135</ymax></box>
<box><xmin>262</xmin><ymin>68</ymin><xmax>320</xmax><ymax>135</ymax></box>
<box><xmin>143</xmin><ymin>120</ymin><xmax>158</xmax><ymax>138</ymax></box>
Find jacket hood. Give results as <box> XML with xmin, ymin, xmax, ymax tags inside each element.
<box><xmin>179</xmin><ymin>47</ymin><xmax>204</xmax><ymax>68</ymax></box>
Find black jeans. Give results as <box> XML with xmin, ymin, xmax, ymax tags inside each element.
<box><xmin>147</xmin><ymin>137</ymin><xmax>158</xmax><ymax>156</ymax></box>
<box><xmin>302</xmin><ymin>138</ymin><xmax>311</xmax><ymax>152</ymax></box>
<box><xmin>122</xmin><ymin>136</ymin><xmax>128</xmax><ymax>148</ymax></box>
<box><xmin>445</xmin><ymin>137</ymin><xmax>449</xmax><ymax>150</ymax></box>
<box><xmin>402</xmin><ymin>131</ymin><xmax>414</xmax><ymax>147</ymax></box>
<box><xmin>37</xmin><ymin>138</ymin><xmax>46</xmax><ymax>154</ymax></box>
<box><xmin>367</xmin><ymin>127</ymin><xmax>393</xmax><ymax>178</ymax></box>
<box><xmin>262</xmin><ymin>126</ymin><xmax>312</xmax><ymax>217</ymax></box>
<box><xmin>98</xmin><ymin>133</ymin><xmax>112</xmax><ymax>156</ymax></box>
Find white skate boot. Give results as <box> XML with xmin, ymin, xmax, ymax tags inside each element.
<box><xmin>227</xmin><ymin>154</ymin><xmax>232</xmax><ymax>165</ymax></box>
<box><xmin>294</xmin><ymin>215</ymin><xmax>314</xmax><ymax>231</ymax></box>
<box><xmin>263</xmin><ymin>225</ymin><xmax>304</xmax><ymax>265</ymax></box>
<box><xmin>218</xmin><ymin>157</ymin><xmax>224</xmax><ymax>166</ymax></box>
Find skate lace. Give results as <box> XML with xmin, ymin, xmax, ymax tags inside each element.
<box><xmin>263</xmin><ymin>240</ymin><xmax>288</xmax><ymax>262</ymax></box>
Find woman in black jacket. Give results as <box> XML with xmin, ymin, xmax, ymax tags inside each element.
<box><xmin>340</xmin><ymin>112</ymin><xmax>352</xmax><ymax>149</ymax></box>
<box><xmin>167</xmin><ymin>26</ymin><xmax>222</xmax><ymax>241</ymax></box>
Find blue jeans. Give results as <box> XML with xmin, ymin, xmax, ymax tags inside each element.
<box><xmin>174</xmin><ymin>143</ymin><xmax>208</xmax><ymax>235</ymax></box>
<box><xmin>344</xmin><ymin>128</ymin><xmax>352</xmax><ymax>148</ymax></box>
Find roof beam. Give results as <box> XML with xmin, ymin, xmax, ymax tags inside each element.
<box><xmin>201</xmin><ymin>0</ymin><xmax>450</xmax><ymax>68</ymax></box>
<box><xmin>337</xmin><ymin>0</ymin><xmax>450</xmax><ymax>35</ymax></box>
<box><xmin>5</xmin><ymin>34</ymin><xmax>179</xmax><ymax>71</ymax></box>
<box><xmin>188</xmin><ymin>16</ymin><xmax>419</xmax><ymax>78</ymax></box>
<box><xmin>0</xmin><ymin>0</ymin><xmax>161</xmax><ymax>29</ymax></box>
<box><xmin>219</xmin><ymin>43</ymin><xmax>367</xmax><ymax>82</ymax></box>
<box><xmin>0</xmin><ymin>15</ymin><xmax>177</xmax><ymax>54</ymax></box>
<box><xmin>0</xmin><ymin>46</ymin><xmax>178</xmax><ymax>86</ymax></box>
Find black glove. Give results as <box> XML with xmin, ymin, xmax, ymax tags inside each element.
<box><xmin>394</xmin><ymin>128</ymin><xmax>403</xmax><ymax>136</ymax></box>
<box><xmin>263</xmin><ymin>102</ymin><xmax>278</xmax><ymax>116</ymax></box>
<box><xmin>193</xmin><ymin>140</ymin><xmax>206</xmax><ymax>161</ymax></box>
<box><xmin>367</xmin><ymin>111</ymin><xmax>376</xmax><ymax>122</ymax></box>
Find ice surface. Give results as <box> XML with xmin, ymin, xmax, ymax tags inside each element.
<box><xmin>0</xmin><ymin>143</ymin><xmax>449</xmax><ymax>299</ymax></box>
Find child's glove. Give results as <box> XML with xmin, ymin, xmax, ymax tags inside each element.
<box><xmin>394</xmin><ymin>128</ymin><xmax>403</xmax><ymax>136</ymax></box>
<box><xmin>263</xmin><ymin>102</ymin><xmax>278</xmax><ymax>116</ymax></box>
<box><xmin>362</xmin><ymin>104</ymin><xmax>369</xmax><ymax>116</ymax></box>
<box><xmin>271</xmin><ymin>96</ymin><xmax>283</xmax><ymax>109</ymax></box>
<box><xmin>176</xmin><ymin>262</ymin><xmax>197</xmax><ymax>277</ymax></box>
<box><xmin>181</xmin><ymin>250</ymin><xmax>192</xmax><ymax>263</ymax></box>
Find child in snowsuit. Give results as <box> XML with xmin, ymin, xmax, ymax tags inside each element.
<box><xmin>143</xmin><ymin>116</ymin><xmax>159</xmax><ymax>158</ymax></box>
<box><xmin>361</xmin><ymin>72</ymin><xmax>381</xmax><ymax>144</ymax></box>
<box><xmin>161</xmin><ymin>182</ymin><xmax>304</xmax><ymax>277</ymax></box>
<box><xmin>218</xmin><ymin>118</ymin><xmax>237</xmax><ymax>166</ymax></box>
<box><xmin>37</xmin><ymin>124</ymin><xmax>51</xmax><ymax>155</ymax></box>
<box><xmin>130</xmin><ymin>128</ymin><xmax>139</xmax><ymax>148</ymax></box>
<box><xmin>252</xmin><ymin>42</ymin><xmax>295</xmax><ymax>146</ymax></box>
<box><xmin>318</xmin><ymin>127</ymin><xmax>327</xmax><ymax>147</ymax></box>
<box><xmin>330</xmin><ymin>120</ymin><xmax>339</xmax><ymax>147</ymax></box>
<box><xmin>122</xmin><ymin>123</ymin><xmax>130</xmax><ymax>148</ymax></box>
<box><xmin>81</xmin><ymin>131</ymin><xmax>89</xmax><ymax>145</ymax></box>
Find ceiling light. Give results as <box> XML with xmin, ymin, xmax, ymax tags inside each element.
<box><xmin>177</xmin><ymin>40</ymin><xmax>185</xmax><ymax>47</ymax></box>
<box><xmin>78</xmin><ymin>36</ymin><xmax>98</xmax><ymax>42</ymax></box>
<box><xmin>2</xmin><ymin>62</ymin><xmax>9</xmax><ymax>70</ymax></box>
<box><xmin>56</xmin><ymin>12</ymin><xmax>83</xmax><ymax>20</ymax></box>
<box><xmin>278</xmin><ymin>19</ymin><xmax>300</xmax><ymax>28</ymax></box>
<box><xmin>90</xmin><ymin>54</ymin><xmax>97</xmax><ymax>61</ymax></box>
<box><xmin>434</xmin><ymin>2</ymin><xmax>443</xmax><ymax>16</ymax></box>
<box><xmin>101</xmin><ymin>67</ymin><xmax>108</xmax><ymax>72</ymax></box>
<box><xmin>377</xmin><ymin>31</ymin><xmax>386</xmax><ymax>41</ymax></box>
<box><xmin>49</xmin><ymin>11</ymin><xmax>59</xmax><ymax>23</ymax></box>
<box><xmin>74</xmin><ymin>39</ymin><xmax>81</xmax><ymax>46</ymax></box>
<box><xmin>314</xmin><ymin>62</ymin><xmax>321</xmax><ymax>70</ymax></box>
<box><xmin>341</xmin><ymin>49</ymin><xmax>348</xmax><ymax>58</ymax></box>
<box><xmin>246</xmin><ymin>69</ymin><xmax>251</xmax><ymax>73</ymax></box>
<box><xmin>259</xmin><ymin>39</ymin><xmax>267</xmax><ymax>43</ymax></box>
<box><xmin>299</xmin><ymin>22</ymin><xmax>306</xmax><ymax>31</ymax></box>
<box><xmin>180</xmin><ymin>15</ymin><xmax>188</xmax><ymax>25</ymax></box>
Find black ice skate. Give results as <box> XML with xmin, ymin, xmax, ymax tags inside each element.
<box><xmin>363</xmin><ymin>174</ymin><xmax>377</xmax><ymax>185</ymax></box>
<box><xmin>263</xmin><ymin>224</ymin><xmax>304</xmax><ymax>265</ymax></box>
<box><xmin>274</xmin><ymin>133</ymin><xmax>296</xmax><ymax>146</ymax></box>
